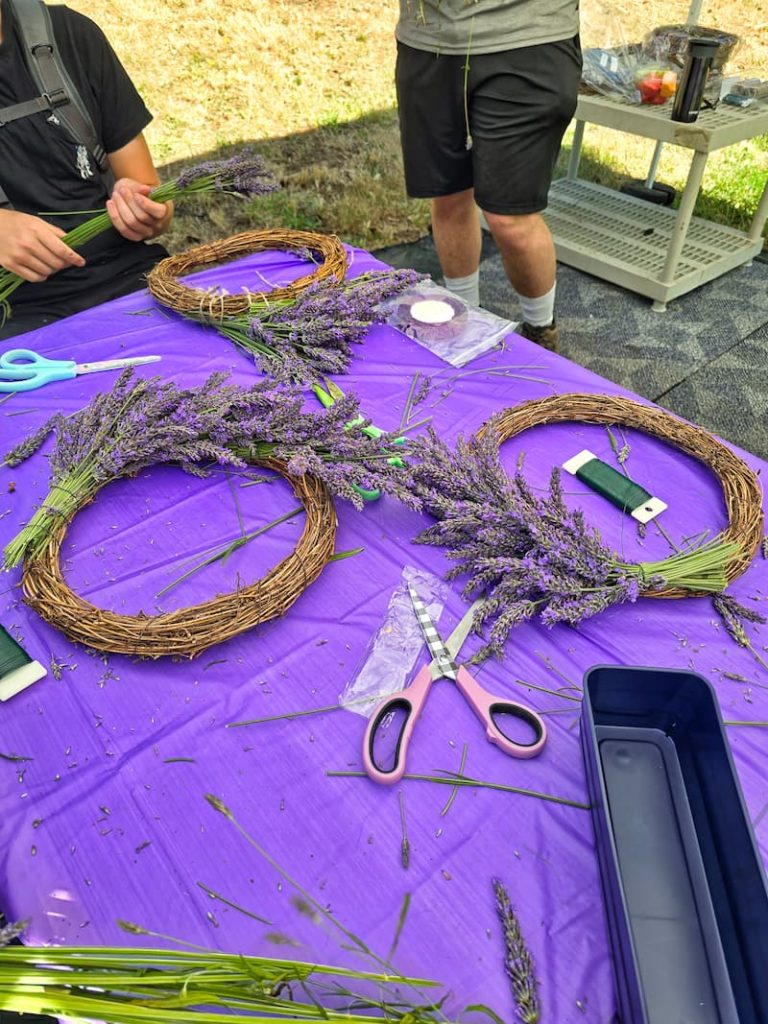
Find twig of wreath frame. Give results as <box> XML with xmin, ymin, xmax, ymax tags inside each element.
<box><xmin>478</xmin><ymin>393</ymin><xmax>763</xmax><ymax>599</ymax></box>
<box><xmin>146</xmin><ymin>229</ymin><xmax>348</xmax><ymax>319</ymax></box>
<box><xmin>20</xmin><ymin>459</ymin><xmax>337</xmax><ymax>659</ymax></box>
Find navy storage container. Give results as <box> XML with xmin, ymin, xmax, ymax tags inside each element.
<box><xmin>581</xmin><ymin>665</ymin><xmax>768</xmax><ymax>1024</ymax></box>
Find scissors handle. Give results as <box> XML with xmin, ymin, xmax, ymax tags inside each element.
<box><xmin>362</xmin><ymin>665</ymin><xmax>433</xmax><ymax>785</ymax></box>
<box><xmin>0</xmin><ymin>348</ymin><xmax>75</xmax><ymax>393</ymax></box>
<box><xmin>455</xmin><ymin>666</ymin><xmax>547</xmax><ymax>759</ymax></box>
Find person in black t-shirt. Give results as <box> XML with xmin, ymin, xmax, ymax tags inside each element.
<box><xmin>0</xmin><ymin>0</ymin><xmax>173</xmax><ymax>339</ymax></box>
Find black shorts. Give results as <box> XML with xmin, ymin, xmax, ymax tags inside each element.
<box><xmin>0</xmin><ymin>242</ymin><xmax>166</xmax><ymax>340</ymax></box>
<box><xmin>395</xmin><ymin>37</ymin><xmax>582</xmax><ymax>215</ymax></box>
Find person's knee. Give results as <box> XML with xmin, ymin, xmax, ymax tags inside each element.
<box><xmin>483</xmin><ymin>210</ymin><xmax>544</xmax><ymax>253</ymax></box>
<box><xmin>432</xmin><ymin>189</ymin><xmax>476</xmax><ymax>222</ymax></box>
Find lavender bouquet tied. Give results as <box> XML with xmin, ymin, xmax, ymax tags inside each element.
<box><xmin>409</xmin><ymin>424</ymin><xmax>742</xmax><ymax>662</ymax></box>
<box><xmin>0</xmin><ymin>149</ymin><xmax>278</xmax><ymax>322</ymax></box>
<box><xmin>2</xmin><ymin>370</ymin><xmax>418</xmax><ymax>569</ymax></box>
<box><xmin>195</xmin><ymin>268</ymin><xmax>424</xmax><ymax>383</ymax></box>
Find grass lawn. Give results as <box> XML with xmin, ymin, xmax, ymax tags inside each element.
<box><xmin>70</xmin><ymin>0</ymin><xmax>768</xmax><ymax>253</ymax></box>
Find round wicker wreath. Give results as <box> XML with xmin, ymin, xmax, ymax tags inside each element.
<box><xmin>146</xmin><ymin>229</ymin><xmax>348</xmax><ymax>319</ymax></box>
<box><xmin>478</xmin><ymin>393</ymin><xmax>763</xmax><ymax>600</ymax></box>
<box><xmin>21</xmin><ymin>459</ymin><xmax>337</xmax><ymax>659</ymax></box>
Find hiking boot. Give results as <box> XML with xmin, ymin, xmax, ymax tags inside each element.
<box><xmin>518</xmin><ymin>319</ymin><xmax>559</xmax><ymax>353</ymax></box>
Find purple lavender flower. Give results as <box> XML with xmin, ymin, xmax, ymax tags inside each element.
<box><xmin>173</xmin><ymin>147</ymin><xmax>278</xmax><ymax>198</ymax></box>
<box><xmin>493</xmin><ymin>879</ymin><xmax>540</xmax><ymax>1024</ymax></box>
<box><xmin>189</xmin><ymin>268</ymin><xmax>424</xmax><ymax>383</ymax></box>
<box><xmin>408</xmin><ymin>429</ymin><xmax>645</xmax><ymax>661</ymax></box>
<box><xmin>712</xmin><ymin>593</ymin><xmax>767</xmax><ymax>647</ymax></box>
<box><xmin>4</xmin><ymin>371</ymin><xmax>418</xmax><ymax>568</ymax></box>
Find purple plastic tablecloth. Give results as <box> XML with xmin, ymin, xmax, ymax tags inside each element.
<box><xmin>1</xmin><ymin>245</ymin><xmax>766</xmax><ymax>1022</ymax></box>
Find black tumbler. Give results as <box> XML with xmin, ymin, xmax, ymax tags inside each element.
<box><xmin>671</xmin><ymin>37</ymin><xmax>721</xmax><ymax>122</ymax></box>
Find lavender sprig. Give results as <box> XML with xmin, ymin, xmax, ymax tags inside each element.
<box><xmin>172</xmin><ymin>148</ymin><xmax>278</xmax><ymax>198</ymax></box>
<box><xmin>493</xmin><ymin>879</ymin><xmax>540</xmax><ymax>1024</ymax></box>
<box><xmin>189</xmin><ymin>269</ymin><xmax>424</xmax><ymax>383</ymax></box>
<box><xmin>712</xmin><ymin>593</ymin><xmax>767</xmax><ymax>647</ymax></box>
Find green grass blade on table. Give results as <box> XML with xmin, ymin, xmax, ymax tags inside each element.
<box><xmin>0</xmin><ymin>942</ymin><xmax>450</xmax><ymax>1023</ymax></box>
<box><xmin>0</xmin><ymin>148</ymin><xmax>278</xmax><ymax>318</ymax></box>
<box><xmin>327</xmin><ymin>770</ymin><xmax>590</xmax><ymax>811</ymax></box>
<box><xmin>202</xmin><ymin>793</ymin><xmax>454</xmax><ymax>1024</ymax></box>
<box><xmin>155</xmin><ymin>505</ymin><xmax>304</xmax><ymax>598</ymax></box>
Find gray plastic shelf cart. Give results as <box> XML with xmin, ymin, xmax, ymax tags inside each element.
<box><xmin>544</xmin><ymin>94</ymin><xmax>768</xmax><ymax>311</ymax></box>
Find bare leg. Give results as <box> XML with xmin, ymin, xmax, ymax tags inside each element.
<box><xmin>431</xmin><ymin>189</ymin><xmax>482</xmax><ymax>278</ymax></box>
<box><xmin>482</xmin><ymin>210</ymin><xmax>556</xmax><ymax>298</ymax></box>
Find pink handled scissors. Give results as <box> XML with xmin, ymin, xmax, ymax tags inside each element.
<box><xmin>363</xmin><ymin>583</ymin><xmax>547</xmax><ymax>785</ymax></box>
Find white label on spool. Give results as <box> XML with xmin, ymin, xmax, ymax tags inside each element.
<box><xmin>409</xmin><ymin>299</ymin><xmax>456</xmax><ymax>325</ymax></box>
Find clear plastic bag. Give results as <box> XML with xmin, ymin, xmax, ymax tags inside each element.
<box><xmin>643</xmin><ymin>24</ymin><xmax>740</xmax><ymax>111</ymax></box>
<box><xmin>581</xmin><ymin>45</ymin><xmax>678</xmax><ymax>105</ymax></box>
<box><xmin>339</xmin><ymin>565</ymin><xmax>449</xmax><ymax>718</ymax></box>
<box><xmin>580</xmin><ymin>23</ymin><xmax>742</xmax><ymax>108</ymax></box>
<box><xmin>380</xmin><ymin>280</ymin><xmax>516</xmax><ymax>368</ymax></box>
<box><xmin>578</xmin><ymin>9</ymin><xmax>708</xmax><ymax>106</ymax></box>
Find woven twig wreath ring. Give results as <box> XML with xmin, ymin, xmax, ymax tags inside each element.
<box><xmin>20</xmin><ymin>459</ymin><xmax>337</xmax><ymax>658</ymax></box>
<box><xmin>146</xmin><ymin>229</ymin><xmax>348</xmax><ymax>319</ymax></box>
<box><xmin>477</xmin><ymin>393</ymin><xmax>763</xmax><ymax>600</ymax></box>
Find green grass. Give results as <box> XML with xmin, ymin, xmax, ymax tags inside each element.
<box><xmin>66</xmin><ymin>0</ymin><xmax>767</xmax><ymax>253</ymax></box>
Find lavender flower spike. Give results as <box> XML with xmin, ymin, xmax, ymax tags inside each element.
<box><xmin>174</xmin><ymin>147</ymin><xmax>279</xmax><ymax>198</ymax></box>
<box><xmin>493</xmin><ymin>879</ymin><xmax>541</xmax><ymax>1024</ymax></box>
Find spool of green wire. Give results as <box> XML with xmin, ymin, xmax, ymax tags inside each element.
<box><xmin>0</xmin><ymin>625</ymin><xmax>46</xmax><ymax>701</ymax></box>
<box><xmin>563</xmin><ymin>449</ymin><xmax>667</xmax><ymax>524</ymax></box>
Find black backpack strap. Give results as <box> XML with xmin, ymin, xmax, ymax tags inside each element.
<box><xmin>8</xmin><ymin>0</ymin><xmax>115</xmax><ymax>191</ymax></box>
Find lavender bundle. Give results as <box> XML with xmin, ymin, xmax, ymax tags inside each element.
<box><xmin>409</xmin><ymin>424</ymin><xmax>742</xmax><ymax>661</ymax></box>
<box><xmin>2</xmin><ymin>371</ymin><xmax>418</xmax><ymax>569</ymax></box>
<box><xmin>0</xmin><ymin>149</ymin><xmax>278</xmax><ymax>321</ymax></box>
<box><xmin>196</xmin><ymin>269</ymin><xmax>424</xmax><ymax>383</ymax></box>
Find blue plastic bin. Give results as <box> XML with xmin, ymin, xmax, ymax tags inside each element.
<box><xmin>581</xmin><ymin>665</ymin><xmax>768</xmax><ymax>1024</ymax></box>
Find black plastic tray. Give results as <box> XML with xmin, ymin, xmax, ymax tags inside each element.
<box><xmin>581</xmin><ymin>665</ymin><xmax>768</xmax><ymax>1024</ymax></box>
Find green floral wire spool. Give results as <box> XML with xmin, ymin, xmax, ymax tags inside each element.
<box><xmin>20</xmin><ymin>459</ymin><xmax>338</xmax><ymax>659</ymax></box>
<box><xmin>146</xmin><ymin>229</ymin><xmax>348</xmax><ymax>320</ymax></box>
<box><xmin>478</xmin><ymin>393</ymin><xmax>764</xmax><ymax>600</ymax></box>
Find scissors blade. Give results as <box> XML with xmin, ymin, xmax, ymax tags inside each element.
<box><xmin>74</xmin><ymin>356</ymin><xmax>162</xmax><ymax>375</ymax></box>
<box><xmin>408</xmin><ymin>583</ymin><xmax>458</xmax><ymax>680</ymax></box>
<box><xmin>431</xmin><ymin>599</ymin><xmax>483</xmax><ymax>679</ymax></box>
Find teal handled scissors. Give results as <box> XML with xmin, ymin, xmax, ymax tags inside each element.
<box><xmin>0</xmin><ymin>348</ymin><xmax>162</xmax><ymax>393</ymax></box>
<box><xmin>313</xmin><ymin>379</ymin><xmax>406</xmax><ymax>502</ymax></box>
<box><xmin>363</xmin><ymin>585</ymin><xmax>547</xmax><ymax>785</ymax></box>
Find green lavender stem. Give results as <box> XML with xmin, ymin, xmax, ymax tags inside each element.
<box><xmin>3</xmin><ymin>467</ymin><xmax>98</xmax><ymax>569</ymax></box>
<box><xmin>327</xmin><ymin>770</ymin><xmax>590</xmax><ymax>810</ymax></box>
<box><xmin>0</xmin><ymin>942</ymin><xmax>445</xmax><ymax>1023</ymax></box>
<box><xmin>623</xmin><ymin>536</ymin><xmax>743</xmax><ymax>593</ymax></box>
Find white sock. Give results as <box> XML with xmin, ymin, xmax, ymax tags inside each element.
<box><xmin>518</xmin><ymin>283</ymin><xmax>556</xmax><ymax>327</ymax></box>
<box><xmin>443</xmin><ymin>269</ymin><xmax>480</xmax><ymax>307</ymax></box>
